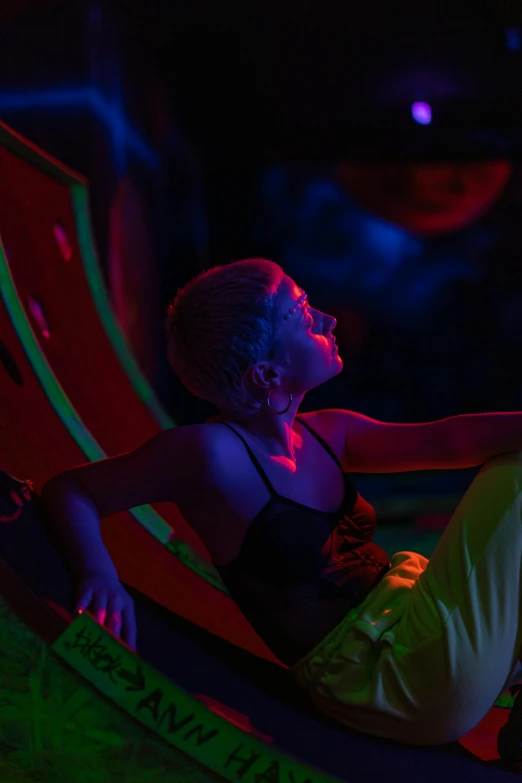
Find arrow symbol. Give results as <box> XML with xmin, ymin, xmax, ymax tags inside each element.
<box><xmin>118</xmin><ymin>663</ymin><xmax>145</xmax><ymax>692</ymax></box>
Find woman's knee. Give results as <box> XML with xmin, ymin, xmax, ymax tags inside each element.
<box><xmin>478</xmin><ymin>451</ymin><xmax>522</xmax><ymax>476</ymax></box>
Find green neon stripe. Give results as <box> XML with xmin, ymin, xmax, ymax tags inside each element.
<box><xmin>68</xmin><ymin>191</ymin><xmax>226</xmax><ymax>588</ymax></box>
<box><xmin>0</xmin><ymin>237</ymin><xmax>224</xmax><ymax>589</ymax></box>
<box><xmin>0</xmin><ymin>236</ymin><xmax>226</xmax><ymax>591</ymax></box>
<box><xmin>0</xmin><ymin>123</ymin><xmax>228</xmax><ymax>593</ymax></box>
<box><xmin>71</xmin><ymin>183</ymin><xmax>174</xmax><ymax>431</ymax></box>
<box><xmin>0</xmin><ymin>240</ymin><xmax>169</xmax><ymax>546</ymax></box>
<box><xmin>167</xmin><ymin>536</ymin><xmax>227</xmax><ymax>592</ymax></box>
<box><xmin>0</xmin><ymin>122</ymin><xmax>173</xmax><ymax>429</ymax></box>
<box><xmin>53</xmin><ymin>612</ymin><xmax>342</xmax><ymax>783</ymax></box>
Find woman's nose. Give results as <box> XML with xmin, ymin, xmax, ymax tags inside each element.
<box><xmin>324</xmin><ymin>313</ymin><xmax>337</xmax><ymax>332</ymax></box>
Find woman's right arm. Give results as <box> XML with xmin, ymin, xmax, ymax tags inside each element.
<box><xmin>40</xmin><ymin>424</ymin><xmax>214</xmax><ymax>643</ymax></box>
<box><xmin>41</xmin><ymin>424</ymin><xmax>210</xmax><ymax>574</ymax></box>
<box><xmin>40</xmin><ymin>474</ymin><xmax>120</xmax><ymax>581</ymax></box>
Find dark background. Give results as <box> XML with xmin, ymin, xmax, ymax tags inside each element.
<box><xmin>2</xmin><ymin>0</ymin><xmax>522</xmax><ymax>525</ymax></box>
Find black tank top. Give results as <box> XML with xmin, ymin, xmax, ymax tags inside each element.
<box><xmin>213</xmin><ymin>417</ymin><xmax>391</xmax><ymax>667</ymax></box>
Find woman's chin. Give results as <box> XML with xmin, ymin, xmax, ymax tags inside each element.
<box><xmin>331</xmin><ymin>352</ymin><xmax>343</xmax><ymax>371</ymax></box>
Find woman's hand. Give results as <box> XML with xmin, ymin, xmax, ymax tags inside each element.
<box><xmin>73</xmin><ymin>572</ymin><xmax>137</xmax><ymax>651</ymax></box>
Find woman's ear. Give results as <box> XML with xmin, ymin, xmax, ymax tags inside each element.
<box><xmin>248</xmin><ymin>362</ymin><xmax>278</xmax><ymax>393</ymax></box>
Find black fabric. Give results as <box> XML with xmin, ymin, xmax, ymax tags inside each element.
<box><xmin>214</xmin><ymin>418</ymin><xmax>391</xmax><ymax>666</ymax></box>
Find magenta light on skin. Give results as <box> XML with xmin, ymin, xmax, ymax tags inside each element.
<box><xmin>411</xmin><ymin>102</ymin><xmax>432</xmax><ymax>125</ymax></box>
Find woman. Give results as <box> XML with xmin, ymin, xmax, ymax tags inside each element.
<box><xmin>41</xmin><ymin>258</ymin><xmax>522</xmax><ymax>763</ymax></box>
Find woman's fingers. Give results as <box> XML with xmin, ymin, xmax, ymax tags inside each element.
<box><xmin>106</xmin><ymin>608</ymin><xmax>123</xmax><ymax>637</ymax></box>
<box><xmin>105</xmin><ymin>593</ymin><xmax>137</xmax><ymax>650</ymax></box>
<box><xmin>73</xmin><ymin>586</ymin><xmax>93</xmax><ymax>615</ymax></box>
<box><xmin>121</xmin><ymin>604</ymin><xmax>137</xmax><ymax>650</ymax></box>
<box><xmin>89</xmin><ymin>590</ymin><xmax>108</xmax><ymax>627</ymax></box>
<box><xmin>72</xmin><ymin>582</ymin><xmax>137</xmax><ymax>651</ymax></box>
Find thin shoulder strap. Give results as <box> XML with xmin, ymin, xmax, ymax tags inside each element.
<box><xmin>296</xmin><ymin>417</ymin><xmax>344</xmax><ymax>472</ymax></box>
<box><xmin>220</xmin><ymin>423</ymin><xmax>277</xmax><ymax>497</ymax></box>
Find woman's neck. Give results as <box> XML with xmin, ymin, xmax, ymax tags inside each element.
<box><xmin>221</xmin><ymin>401</ymin><xmax>305</xmax><ymax>460</ymax></box>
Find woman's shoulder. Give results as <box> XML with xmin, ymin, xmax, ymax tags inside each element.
<box><xmin>193</xmin><ymin>416</ymin><xmax>249</xmax><ymax>479</ymax></box>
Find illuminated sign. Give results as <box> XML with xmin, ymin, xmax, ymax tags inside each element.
<box><xmin>52</xmin><ymin>612</ymin><xmax>340</xmax><ymax>783</ymax></box>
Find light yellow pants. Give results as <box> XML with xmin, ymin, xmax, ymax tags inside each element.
<box><xmin>291</xmin><ymin>452</ymin><xmax>522</xmax><ymax>746</ymax></box>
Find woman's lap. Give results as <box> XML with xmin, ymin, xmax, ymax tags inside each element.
<box><xmin>292</xmin><ymin>451</ymin><xmax>522</xmax><ymax>745</ymax></box>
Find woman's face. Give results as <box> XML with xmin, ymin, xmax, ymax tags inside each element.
<box><xmin>273</xmin><ymin>275</ymin><xmax>342</xmax><ymax>394</ymax></box>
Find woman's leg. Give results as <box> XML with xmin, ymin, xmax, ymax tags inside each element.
<box><xmin>390</xmin><ymin>450</ymin><xmax>522</xmax><ymax>742</ymax></box>
<box><xmin>291</xmin><ymin>452</ymin><xmax>522</xmax><ymax>745</ymax></box>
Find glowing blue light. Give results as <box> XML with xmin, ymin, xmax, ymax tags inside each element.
<box><xmin>0</xmin><ymin>86</ymin><xmax>160</xmax><ymax>171</ymax></box>
<box><xmin>411</xmin><ymin>101</ymin><xmax>432</xmax><ymax>125</ymax></box>
<box><xmin>506</xmin><ymin>27</ymin><xmax>521</xmax><ymax>52</ymax></box>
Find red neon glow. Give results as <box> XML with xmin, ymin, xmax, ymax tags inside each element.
<box><xmin>194</xmin><ymin>694</ymin><xmax>274</xmax><ymax>743</ymax></box>
<box><xmin>337</xmin><ymin>161</ymin><xmax>513</xmax><ymax>236</ymax></box>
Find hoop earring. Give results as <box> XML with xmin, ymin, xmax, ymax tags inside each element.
<box><xmin>266</xmin><ymin>388</ymin><xmax>293</xmax><ymax>415</ymax></box>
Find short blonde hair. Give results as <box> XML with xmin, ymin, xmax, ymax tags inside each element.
<box><xmin>164</xmin><ymin>258</ymin><xmax>285</xmax><ymax>417</ymax></box>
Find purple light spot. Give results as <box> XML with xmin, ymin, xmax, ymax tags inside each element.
<box><xmin>27</xmin><ymin>295</ymin><xmax>51</xmax><ymax>340</ymax></box>
<box><xmin>53</xmin><ymin>220</ymin><xmax>73</xmax><ymax>262</ymax></box>
<box><xmin>506</xmin><ymin>27</ymin><xmax>521</xmax><ymax>52</ymax></box>
<box><xmin>411</xmin><ymin>102</ymin><xmax>432</xmax><ymax>125</ymax></box>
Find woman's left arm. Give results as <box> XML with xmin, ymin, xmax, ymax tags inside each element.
<box><xmin>315</xmin><ymin>409</ymin><xmax>522</xmax><ymax>473</ymax></box>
